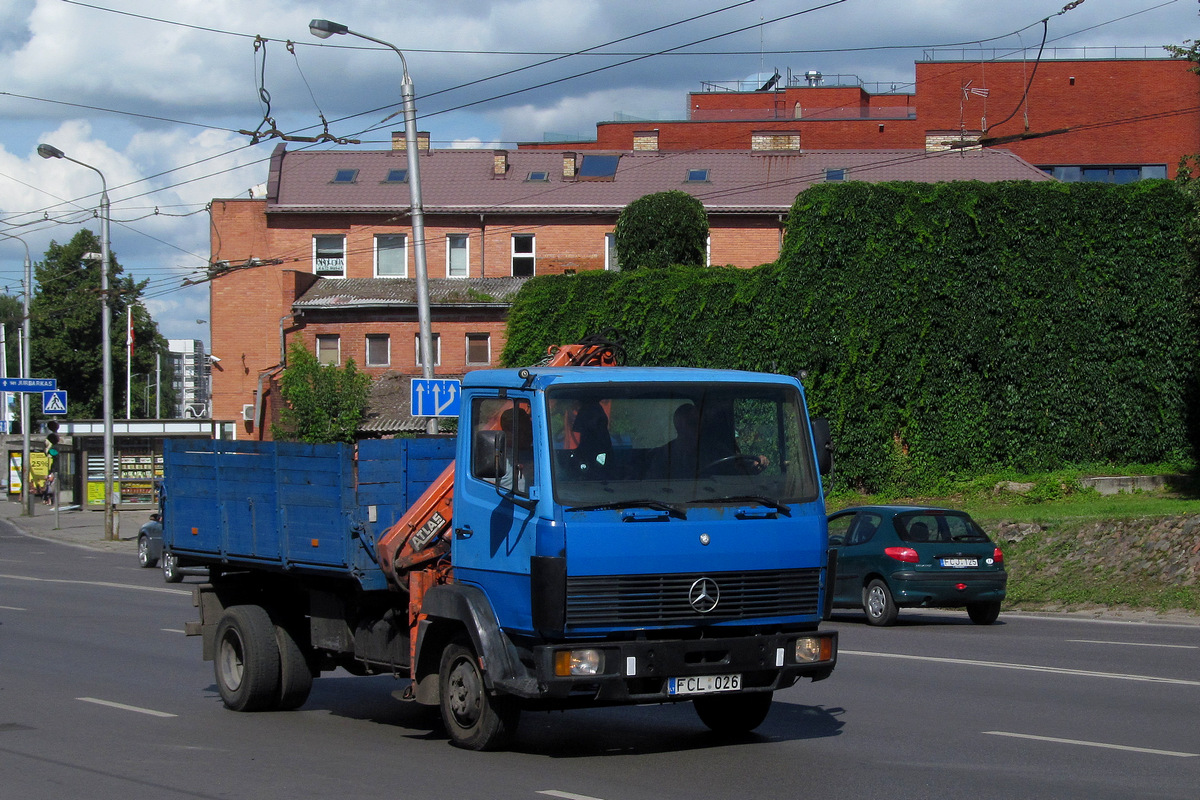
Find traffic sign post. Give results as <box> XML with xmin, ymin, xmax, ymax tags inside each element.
<box><xmin>410</xmin><ymin>378</ymin><xmax>461</xmax><ymax>418</ymax></box>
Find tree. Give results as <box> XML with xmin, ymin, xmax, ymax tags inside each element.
<box><xmin>29</xmin><ymin>229</ymin><xmax>174</xmax><ymax>420</ymax></box>
<box><xmin>614</xmin><ymin>190</ymin><xmax>709</xmax><ymax>270</ymax></box>
<box><xmin>273</xmin><ymin>343</ymin><xmax>370</xmax><ymax>444</ymax></box>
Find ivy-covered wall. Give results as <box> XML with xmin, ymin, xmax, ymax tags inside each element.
<box><xmin>502</xmin><ymin>180</ymin><xmax>1200</xmax><ymax>491</ymax></box>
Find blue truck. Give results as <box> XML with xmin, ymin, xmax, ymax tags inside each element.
<box><xmin>165</xmin><ymin>361</ymin><xmax>837</xmax><ymax>750</ymax></box>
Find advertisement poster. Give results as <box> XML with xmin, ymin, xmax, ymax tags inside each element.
<box><xmin>7</xmin><ymin>451</ymin><xmax>50</xmax><ymax>496</ymax></box>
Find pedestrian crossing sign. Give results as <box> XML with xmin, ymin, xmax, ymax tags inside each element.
<box><xmin>42</xmin><ymin>390</ymin><xmax>67</xmax><ymax>415</ymax></box>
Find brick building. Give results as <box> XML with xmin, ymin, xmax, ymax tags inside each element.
<box><xmin>520</xmin><ymin>57</ymin><xmax>1199</xmax><ymax>182</ymax></box>
<box><xmin>209</xmin><ymin>141</ymin><xmax>1050</xmax><ymax>439</ymax></box>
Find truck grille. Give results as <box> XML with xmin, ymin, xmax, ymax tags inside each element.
<box><xmin>565</xmin><ymin>568</ymin><xmax>821</xmax><ymax>629</ymax></box>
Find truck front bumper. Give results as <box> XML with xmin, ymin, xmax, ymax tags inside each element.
<box><xmin>518</xmin><ymin>630</ymin><xmax>837</xmax><ymax>706</ymax></box>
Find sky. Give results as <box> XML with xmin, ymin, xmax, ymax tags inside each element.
<box><xmin>0</xmin><ymin>0</ymin><xmax>1196</xmax><ymax>348</ymax></box>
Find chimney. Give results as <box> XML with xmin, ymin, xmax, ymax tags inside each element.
<box><xmin>563</xmin><ymin>152</ymin><xmax>576</xmax><ymax>179</ymax></box>
<box><xmin>392</xmin><ymin>131</ymin><xmax>431</xmax><ymax>152</ymax></box>
<box><xmin>633</xmin><ymin>130</ymin><xmax>659</xmax><ymax>151</ymax></box>
<box><xmin>493</xmin><ymin>150</ymin><xmax>509</xmax><ymax>177</ymax></box>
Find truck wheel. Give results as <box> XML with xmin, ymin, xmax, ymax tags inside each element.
<box><xmin>214</xmin><ymin>605</ymin><xmax>281</xmax><ymax>712</ymax></box>
<box><xmin>438</xmin><ymin>637</ymin><xmax>519</xmax><ymax>751</ymax></box>
<box><xmin>275</xmin><ymin>622</ymin><xmax>314</xmax><ymax>710</ymax></box>
<box><xmin>137</xmin><ymin>536</ymin><xmax>158</xmax><ymax>568</ymax></box>
<box><xmin>864</xmin><ymin>579</ymin><xmax>898</xmax><ymax>626</ymax></box>
<box><xmin>967</xmin><ymin>601</ymin><xmax>1002</xmax><ymax>625</ymax></box>
<box><xmin>162</xmin><ymin>552</ymin><xmax>183</xmax><ymax>584</ymax></box>
<box><xmin>694</xmin><ymin>692</ymin><xmax>773</xmax><ymax>734</ymax></box>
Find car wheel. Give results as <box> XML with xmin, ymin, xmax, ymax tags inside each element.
<box><xmin>864</xmin><ymin>579</ymin><xmax>899</xmax><ymax>626</ymax></box>
<box><xmin>438</xmin><ymin>636</ymin><xmax>519</xmax><ymax>751</ymax></box>
<box><xmin>162</xmin><ymin>551</ymin><xmax>183</xmax><ymax>583</ymax></box>
<box><xmin>137</xmin><ymin>535</ymin><xmax>158</xmax><ymax>568</ymax></box>
<box><xmin>275</xmin><ymin>622</ymin><xmax>314</xmax><ymax>710</ymax></box>
<box><xmin>214</xmin><ymin>605</ymin><xmax>281</xmax><ymax>712</ymax></box>
<box><xmin>694</xmin><ymin>691</ymin><xmax>773</xmax><ymax>734</ymax></box>
<box><xmin>967</xmin><ymin>601</ymin><xmax>1002</xmax><ymax>625</ymax></box>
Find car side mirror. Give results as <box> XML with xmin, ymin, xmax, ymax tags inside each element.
<box><xmin>811</xmin><ymin>417</ymin><xmax>833</xmax><ymax>475</ymax></box>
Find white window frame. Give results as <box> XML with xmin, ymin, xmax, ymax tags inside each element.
<box><xmin>604</xmin><ymin>232</ymin><xmax>620</xmax><ymax>271</ymax></box>
<box><xmin>415</xmin><ymin>333</ymin><xmax>442</xmax><ymax>367</ymax></box>
<box><xmin>316</xmin><ymin>334</ymin><xmax>340</xmax><ymax>365</ymax></box>
<box><xmin>511</xmin><ymin>233</ymin><xmax>535</xmax><ymax>277</ymax></box>
<box><xmin>374</xmin><ymin>234</ymin><xmax>408</xmax><ymax>277</ymax></box>
<box><xmin>365</xmin><ymin>333</ymin><xmax>390</xmax><ymax>367</ymax></box>
<box><xmin>466</xmin><ymin>332</ymin><xmax>491</xmax><ymax>365</ymax></box>
<box><xmin>313</xmin><ymin>235</ymin><xmax>346</xmax><ymax>278</ymax></box>
<box><xmin>447</xmin><ymin>234</ymin><xmax>469</xmax><ymax>278</ymax></box>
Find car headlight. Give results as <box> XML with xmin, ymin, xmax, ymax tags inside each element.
<box><xmin>554</xmin><ymin>648</ymin><xmax>603</xmax><ymax>676</ymax></box>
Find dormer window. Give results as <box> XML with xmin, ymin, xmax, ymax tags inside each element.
<box><xmin>685</xmin><ymin>168</ymin><xmax>710</xmax><ymax>183</ymax></box>
<box><xmin>385</xmin><ymin>168</ymin><xmax>408</xmax><ymax>183</ymax></box>
<box><xmin>332</xmin><ymin>169</ymin><xmax>358</xmax><ymax>184</ymax></box>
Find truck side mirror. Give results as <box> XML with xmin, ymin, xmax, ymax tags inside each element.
<box><xmin>473</xmin><ymin>430</ymin><xmax>507</xmax><ymax>480</ymax></box>
<box><xmin>811</xmin><ymin>418</ymin><xmax>833</xmax><ymax>476</ymax></box>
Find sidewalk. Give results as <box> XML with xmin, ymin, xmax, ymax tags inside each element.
<box><xmin>0</xmin><ymin>496</ymin><xmax>148</xmax><ymax>553</ymax></box>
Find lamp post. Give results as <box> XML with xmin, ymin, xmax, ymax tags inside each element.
<box><xmin>38</xmin><ymin>143</ymin><xmax>116</xmax><ymax>541</ymax></box>
<box><xmin>309</xmin><ymin>19</ymin><xmax>437</xmax><ymax>434</ymax></box>
<box><xmin>0</xmin><ymin>232</ymin><xmax>33</xmax><ymax>516</ymax></box>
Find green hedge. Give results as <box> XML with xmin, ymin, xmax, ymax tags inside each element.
<box><xmin>502</xmin><ymin>180</ymin><xmax>1200</xmax><ymax>491</ymax></box>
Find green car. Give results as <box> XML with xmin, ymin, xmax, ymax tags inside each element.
<box><xmin>826</xmin><ymin>505</ymin><xmax>1007</xmax><ymax>626</ymax></box>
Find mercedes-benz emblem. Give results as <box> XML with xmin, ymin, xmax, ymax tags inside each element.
<box><xmin>688</xmin><ymin>577</ymin><xmax>720</xmax><ymax>614</ymax></box>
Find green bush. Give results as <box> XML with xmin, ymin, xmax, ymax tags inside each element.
<box><xmin>274</xmin><ymin>343</ymin><xmax>370</xmax><ymax>444</ymax></box>
<box><xmin>614</xmin><ymin>190</ymin><xmax>709</xmax><ymax>270</ymax></box>
<box><xmin>503</xmin><ymin>180</ymin><xmax>1200</xmax><ymax>492</ymax></box>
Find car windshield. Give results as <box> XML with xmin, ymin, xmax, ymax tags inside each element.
<box><xmin>897</xmin><ymin>511</ymin><xmax>991</xmax><ymax>544</ymax></box>
<box><xmin>548</xmin><ymin>382</ymin><xmax>819</xmax><ymax>508</ymax></box>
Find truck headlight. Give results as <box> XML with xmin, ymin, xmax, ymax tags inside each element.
<box><xmin>794</xmin><ymin>636</ymin><xmax>832</xmax><ymax>663</ymax></box>
<box><xmin>554</xmin><ymin>648</ymin><xmax>603</xmax><ymax>676</ymax></box>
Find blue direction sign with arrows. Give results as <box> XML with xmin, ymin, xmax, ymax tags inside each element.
<box><xmin>410</xmin><ymin>378</ymin><xmax>461</xmax><ymax>418</ymax></box>
<box><xmin>0</xmin><ymin>377</ymin><xmax>56</xmax><ymax>393</ymax></box>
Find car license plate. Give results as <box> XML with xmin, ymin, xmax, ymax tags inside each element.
<box><xmin>941</xmin><ymin>557</ymin><xmax>978</xmax><ymax>568</ymax></box>
<box><xmin>668</xmin><ymin>674</ymin><xmax>741</xmax><ymax>696</ymax></box>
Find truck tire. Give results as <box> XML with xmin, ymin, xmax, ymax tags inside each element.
<box><xmin>275</xmin><ymin>622</ymin><xmax>314</xmax><ymax>710</ymax></box>
<box><xmin>214</xmin><ymin>605</ymin><xmax>281</xmax><ymax>712</ymax></box>
<box><xmin>694</xmin><ymin>691</ymin><xmax>773</xmax><ymax>734</ymax></box>
<box><xmin>438</xmin><ymin>637</ymin><xmax>519</xmax><ymax>751</ymax></box>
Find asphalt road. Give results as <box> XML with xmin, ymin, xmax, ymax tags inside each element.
<box><xmin>2</xmin><ymin>518</ymin><xmax>1198</xmax><ymax>800</ymax></box>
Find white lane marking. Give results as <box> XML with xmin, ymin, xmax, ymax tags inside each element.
<box><xmin>1067</xmin><ymin>639</ymin><xmax>1197</xmax><ymax>650</ymax></box>
<box><xmin>162</xmin><ymin>628</ymin><xmax>186</xmax><ymax>634</ymax></box>
<box><xmin>998</xmin><ymin>612</ymin><xmax>1200</xmax><ymax>630</ymax></box>
<box><xmin>77</xmin><ymin>697</ymin><xmax>177</xmax><ymax>718</ymax></box>
<box><xmin>538</xmin><ymin>792</ymin><xmax>607</xmax><ymax>800</ymax></box>
<box><xmin>840</xmin><ymin>650</ymin><xmax>1200</xmax><ymax>686</ymax></box>
<box><xmin>0</xmin><ymin>605</ymin><xmax>27</xmax><ymax>611</ymax></box>
<box><xmin>984</xmin><ymin>731</ymin><xmax>1198</xmax><ymax>758</ymax></box>
<box><xmin>0</xmin><ymin>573</ymin><xmax>189</xmax><ymax>595</ymax></box>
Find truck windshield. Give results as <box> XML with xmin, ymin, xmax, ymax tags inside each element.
<box><xmin>547</xmin><ymin>382</ymin><xmax>820</xmax><ymax>508</ymax></box>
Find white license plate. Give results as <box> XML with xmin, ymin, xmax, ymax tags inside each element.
<box><xmin>668</xmin><ymin>674</ymin><xmax>741</xmax><ymax>696</ymax></box>
<box><xmin>941</xmin><ymin>557</ymin><xmax>978</xmax><ymax>568</ymax></box>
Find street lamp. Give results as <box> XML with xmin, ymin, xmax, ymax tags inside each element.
<box><xmin>309</xmin><ymin>19</ymin><xmax>437</xmax><ymax>434</ymax></box>
<box><xmin>0</xmin><ymin>231</ymin><xmax>33</xmax><ymax>516</ymax></box>
<box><xmin>39</xmin><ymin>143</ymin><xmax>116</xmax><ymax>541</ymax></box>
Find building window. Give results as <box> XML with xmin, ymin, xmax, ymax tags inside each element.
<box><xmin>332</xmin><ymin>169</ymin><xmax>358</xmax><ymax>183</ymax></box>
<box><xmin>526</xmin><ymin>171</ymin><xmax>549</xmax><ymax>182</ymax></box>
<box><xmin>512</xmin><ymin>234</ymin><xmax>535</xmax><ymax>277</ymax></box>
<box><xmin>605</xmin><ymin>232</ymin><xmax>620</xmax><ymax>271</ymax></box>
<box><xmin>313</xmin><ymin>235</ymin><xmax>346</xmax><ymax>278</ymax></box>
<box><xmin>825</xmin><ymin>168</ymin><xmax>846</xmax><ymax>181</ymax></box>
<box><xmin>466</xmin><ymin>333</ymin><xmax>490</xmax><ymax>365</ymax></box>
<box><xmin>316</xmin><ymin>334</ymin><xmax>340</xmax><ymax>366</ymax></box>
<box><xmin>415</xmin><ymin>333</ymin><xmax>441</xmax><ymax>367</ymax></box>
<box><xmin>447</xmin><ymin>234</ymin><xmax>469</xmax><ymax>278</ymax></box>
<box><xmin>685</xmin><ymin>168</ymin><xmax>709</xmax><ymax>182</ymax></box>
<box><xmin>375</xmin><ymin>234</ymin><xmax>407</xmax><ymax>277</ymax></box>
<box><xmin>366</xmin><ymin>334</ymin><xmax>390</xmax><ymax>367</ymax></box>
<box><xmin>1044</xmin><ymin>165</ymin><xmax>1167</xmax><ymax>183</ymax></box>
<box><xmin>577</xmin><ymin>154</ymin><xmax>620</xmax><ymax>180</ymax></box>
<box><xmin>384</xmin><ymin>168</ymin><xmax>408</xmax><ymax>183</ymax></box>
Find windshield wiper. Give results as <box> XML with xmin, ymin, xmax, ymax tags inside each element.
<box><xmin>565</xmin><ymin>499</ymin><xmax>687</xmax><ymax>519</ymax></box>
<box><xmin>694</xmin><ymin>495</ymin><xmax>792</xmax><ymax>516</ymax></box>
